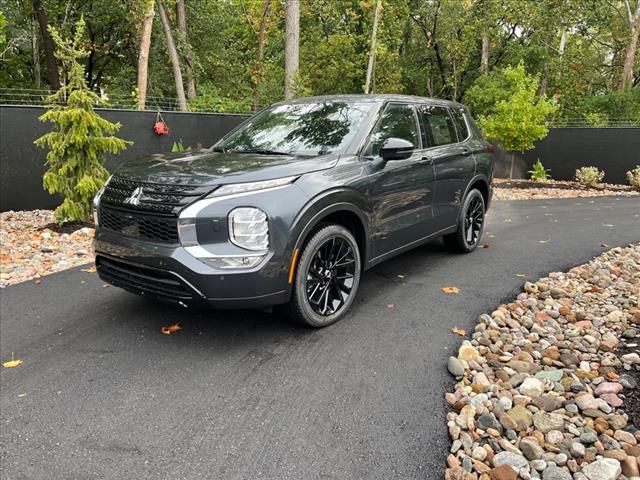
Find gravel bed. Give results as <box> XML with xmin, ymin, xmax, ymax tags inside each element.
<box><xmin>494</xmin><ymin>179</ymin><xmax>639</xmax><ymax>201</ymax></box>
<box><xmin>0</xmin><ymin>210</ymin><xmax>94</xmax><ymax>287</ymax></box>
<box><xmin>445</xmin><ymin>244</ymin><xmax>640</xmax><ymax>480</ymax></box>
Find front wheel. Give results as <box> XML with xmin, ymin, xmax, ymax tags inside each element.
<box><xmin>443</xmin><ymin>189</ymin><xmax>485</xmax><ymax>253</ymax></box>
<box><xmin>287</xmin><ymin>224</ymin><xmax>361</xmax><ymax>327</ymax></box>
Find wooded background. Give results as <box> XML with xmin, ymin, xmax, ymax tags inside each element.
<box><xmin>1</xmin><ymin>0</ymin><xmax>639</xmax><ymax>124</ymax></box>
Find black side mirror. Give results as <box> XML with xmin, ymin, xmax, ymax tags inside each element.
<box><xmin>379</xmin><ymin>137</ymin><xmax>414</xmax><ymax>161</ymax></box>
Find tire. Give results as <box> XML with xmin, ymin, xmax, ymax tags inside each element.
<box><xmin>443</xmin><ymin>188</ymin><xmax>485</xmax><ymax>253</ymax></box>
<box><xmin>287</xmin><ymin>224</ymin><xmax>362</xmax><ymax>327</ymax></box>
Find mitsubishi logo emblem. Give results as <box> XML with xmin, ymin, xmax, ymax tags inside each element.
<box><xmin>124</xmin><ymin>186</ymin><xmax>144</xmax><ymax>206</ymax></box>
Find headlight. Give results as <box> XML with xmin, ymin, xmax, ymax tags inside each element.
<box><xmin>209</xmin><ymin>176</ymin><xmax>298</xmax><ymax>198</ymax></box>
<box><xmin>228</xmin><ymin>207</ymin><xmax>269</xmax><ymax>251</ymax></box>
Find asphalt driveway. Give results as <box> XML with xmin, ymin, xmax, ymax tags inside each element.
<box><xmin>1</xmin><ymin>197</ymin><xmax>639</xmax><ymax>480</ymax></box>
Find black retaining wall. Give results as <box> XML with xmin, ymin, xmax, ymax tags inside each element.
<box><xmin>1</xmin><ymin>106</ymin><xmax>638</xmax><ymax>212</ymax></box>
<box><xmin>0</xmin><ymin>106</ymin><xmax>248</xmax><ymax>211</ymax></box>
<box><xmin>496</xmin><ymin>128</ymin><xmax>639</xmax><ymax>184</ymax></box>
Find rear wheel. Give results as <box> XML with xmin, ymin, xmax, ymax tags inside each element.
<box><xmin>287</xmin><ymin>224</ymin><xmax>361</xmax><ymax>327</ymax></box>
<box><xmin>443</xmin><ymin>188</ymin><xmax>485</xmax><ymax>253</ymax></box>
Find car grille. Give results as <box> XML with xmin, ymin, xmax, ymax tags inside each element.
<box><xmin>101</xmin><ymin>176</ymin><xmax>212</xmax><ymax>215</ymax></box>
<box><xmin>99</xmin><ymin>206</ymin><xmax>179</xmax><ymax>244</ymax></box>
<box><xmin>96</xmin><ymin>256</ymin><xmax>195</xmax><ymax>303</ymax></box>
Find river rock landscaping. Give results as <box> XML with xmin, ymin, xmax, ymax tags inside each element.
<box><xmin>493</xmin><ymin>179</ymin><xmax>639</xmax><ymax>201</ymax></box>
<box><xmin>445</xmin><ymin>244</ymin><xmax>640</xmax><ymax>480</ymax></box>
<box><xmin>0</xmin><ymin>210</ymin><xmax>94</xmax><ymax>287</ymax></box>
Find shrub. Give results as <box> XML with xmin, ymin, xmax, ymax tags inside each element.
<box><xmin>34</xmin><ymin>18</ymin><xmax>130</xmax><ymax>223</ymax></box>
<box><xmin>575</xmin><ymin>167</ymin><xmax>605</xmax><ymax>187</ymax></box>
<box><xmin>528</xmin><ymin>159</ymin><xmax>551</xmax><ymax>183</ymax></box>
<box><xmin>627</xmin><ymin>165</ymin><xmax>640</xmax><ymax>191</ymax></box>
<box><xmin>470</xmin><ymin>62</ymin><xmax>556</xmax><ymax>179</ymax></box>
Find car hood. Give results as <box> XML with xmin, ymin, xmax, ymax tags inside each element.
<box><xmin>113</xmin><ymin>150</ymin><xmax>340</xmax><ymax>186</ymax></box>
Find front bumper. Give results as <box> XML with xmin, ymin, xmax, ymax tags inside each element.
<box><xmin>94</xmin><ymin>230</ymin><xmax>290</xmax><ymax>309</ymax></box>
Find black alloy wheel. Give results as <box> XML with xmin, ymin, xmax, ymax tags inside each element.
<box><xmin>464</xmin><ymin>195</ymin><xmax>484</xmax><ymax>246</ymax></box>
<box><xmin>443</xmin><ymin>188</ymin><xmax>485</xmax><ymax>253</ymax></box>
<box><xmin>288</xmin><ymin>224</ymin><xmax>361</xmax><ymax>327</ymax></box>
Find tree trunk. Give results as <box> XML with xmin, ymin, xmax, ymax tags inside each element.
<box><xmin>509</xmin><ymin>152</ymin><xmax>515</xmax><ymax>180</ymax></box>
<box><xmin>175</xmin><ymin>0</ymin><xmax>196</xmax><ymax>99</ymax></box>
<box><xmin>621</xmin><ymin>1</ymin><xmax>640</xmax><ymax>91</ymax></box>
<box><xmin>31</xmin><ymin>17</ymin><xmax>41</xmax><ymax>88</ymax></box>
<box><xmin>364</xmin><ymin>0</ymin><xmax>382</xmax><ymax>94</ymax></box>
<box><xmin>480</xmin><ymin>33</ymin><xmax>489</xmax><ymax>75</ymax></box>
<box><xmin>158</xmin><ymin>1</ymin><xmax>188</xmax><ymax>112</ymax></box>
<box><xmin>32</xmin><ymin>0</ymin><xmax>59</xmax><ymax>90</ymax></box>
<box><xmin>137</xmin><ymin>0</ymin><xmax>154</xmax><ymax>110</ymax></box>
<box><xmin>252</xmin><ymin>0</ymin><xmax>271</xmax><ymax>111</ymax></box>
<box><xmin>284</xmin><ymin>0</ymin><xmax>300</xmax><ymax>100</ymax></box>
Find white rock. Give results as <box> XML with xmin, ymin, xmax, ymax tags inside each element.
<box><xmin>581</xmin><ymin>458</ymin><xmax>621</xmax><ymax>480</ymax></box>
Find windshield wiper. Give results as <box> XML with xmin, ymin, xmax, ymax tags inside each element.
<box><xmin>231</xmin><ymin>149</ymin><xmax>293</xmax><ymax>156</ymax></box>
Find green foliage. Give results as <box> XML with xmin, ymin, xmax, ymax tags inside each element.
<box><xmin>575</xmin><ymin>166</ymin><xmax>605</xmax><ymax>187</ymax></box>
<box><xmin>626</xmin><ymin>166</ymin><xmax>640</xmax><ymax>191</ymax></box>
<box><xmin>528</xmin><ymin>159</ymin><xmax>551</xmax><ymax>183</ymax></box>
<box><xmin>1</xmin><ymin>0</ymin><xmax>638</xmax><ymax>123</ymax></box>
<box><xmin>578</xmin><ymin>89</ymin><xmax>640</xmax><ymax>127</ymax></box>
<box><xmin>34</xmin><ymin>18</ymin><xmax>131</xmax><ymax>224</ymax></box>
<box><xmin>188</xmin><ymin>83</ymin><xmax>252</xmax><ymax>113</ymax></box>
<box><xmin>475</xmin><ymin>63</ymin><xmax>556</xmax><ymax>153</ymax></box>
<box><xmin>171</xmin><ymin>140</ymin><xmax>190</xmax><ymax>152</ymax></box>
<box><xmin>0</xmin><ymin>12</ymin><xmax>7</xmax><ymax>51</ymax></box>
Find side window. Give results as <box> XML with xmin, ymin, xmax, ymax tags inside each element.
<box><xmin>451</xmin><ymin>108</ymin><xmax>470</xmax><ymax>141</ymax></box>
<box><xmin>367</xmin><ymin>103</ymin><xmax>420</xmax><ymax>156</ymax></box>
<box><xmin>419</xmin><ymin>105</ymin><xmax>458</xmax><ymax>147</ymax></box>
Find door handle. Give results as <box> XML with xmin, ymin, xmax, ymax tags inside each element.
<box><xmin>419</xmin><ymin>156</ymin><xmax>433</xmax><ymax>165</ymax></box>
<box><xmin>461</xmin><ymin>148</ymin><xmax>471</xmax><ymax>156</ymax></box>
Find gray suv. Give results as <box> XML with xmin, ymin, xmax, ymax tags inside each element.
<box><xmin>94</xmin><ymin>94</ymin><xmax>494</xmax><ymax>327</ymax></box>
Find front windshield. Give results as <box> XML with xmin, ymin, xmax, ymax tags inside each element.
<box><xmin>215</xmin><ymin>101</ymin><xmax>378</xmax><ymax>156</ymax></box>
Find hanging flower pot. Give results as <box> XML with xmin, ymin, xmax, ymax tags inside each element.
<box><xmin>153</xmin><ymin>111</ymin><xmax>170</xmax><ymax>135</ymax></box>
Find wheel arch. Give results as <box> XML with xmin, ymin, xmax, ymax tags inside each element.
<box><xmin>464</xmin><ymin>175</ymin><xmax>491</xmax><ymax>209</ymax></box>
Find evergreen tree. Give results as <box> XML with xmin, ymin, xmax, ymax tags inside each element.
<box><xmin>34</xmin><ymin>18</ymin><xmax>130</xmax><ymax>224</ymax></box>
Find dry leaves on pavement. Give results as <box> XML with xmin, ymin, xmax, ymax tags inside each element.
<box><xmin>441</xmin><ymin>286</ymin><xmax>460</xmax><ymax>295</ymax></box>
<box><xmin>161</xmin><ymin>323</ymin><xmax>182</xmax><ymax>335</ymax></box>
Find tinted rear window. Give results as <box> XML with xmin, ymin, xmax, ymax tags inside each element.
<box><xmin>451</xmin><ymin>108</ymin><xmax>469</xmax><ymax>141</ymax></box>
<box><xmin>419</xmin><ymin>106</ymin><xmax>458</xmax><ymax>147</ymax></box>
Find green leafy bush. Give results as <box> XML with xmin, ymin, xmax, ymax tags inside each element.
<box><xmin>627</xmin><ymin>166</ymin><xmax>640</xmax><ymax>191</ymax></box>
<box><xmin>575</xmin><ymin>166</ymin><xmax>605</xmax><ymax>188</ymax></box>
<box><xmin>34</xmin><ymin>18</ymin><xmax>130</xmax><ymax>224</ymax></box>
<box><xmin>528</xmin><ymin>159</ymin><xmax>551</xmax><ymax>183</ymax></box>
<box><xmin>470</xmin><ymin>63</ymin><xmax>556</xmax><ymax>179</ymax></box>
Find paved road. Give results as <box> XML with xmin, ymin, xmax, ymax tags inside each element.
<box><xmin>1</xmin><ymin>197</ymin><xmax>639</xmax><ymax>480</ymax></box>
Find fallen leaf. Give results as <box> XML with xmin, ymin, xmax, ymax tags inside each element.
<box><xmin>539</xmin><ymin>240</ymin><xmax>549</xmax><ymax>244</ymax></box>
<box><xmin>387</xmin><ymin>304</ymin><xmax>394</xmax><ymax>309</ymax></box>
<box><xmin>600</xmin><ymin>243</ymin><xmax>610</xmax><ymax>248</ymax></box>
<box><xmin>504</xmin><ymin>219</ymin><xmax>512</xmax><ymax>223</ymax></box>
<box><xmin>161</xmin><ymin>323</ymin><xmax>182</xmax><ymax>335</ymax></box>
<box><xmin>452</xmin><ymin>326</ymin><xmax>465</xmax><ymax>336</ymax></box>
<box><xmin>17</xmin><ymin>393</ymin><xmax>26</xmax><ymax>397</ymax></box>
<box><xmin>2</xmin><ymin>359</ymin><xmax>23</xmax><ymax>368</ymax></box>
<box><xmin>34</xmin><ymin>278</ymin><xmax>41</xmax><ymax>284</ymax></box>
<box><xmin>602</xmin><ymin>224</ymin><xmax>614</xmax><ymax>227</ymax></box>
<box><xmin>478</xmin><ymin>244</ymin><xmax>490</xmax><ymax>249</ymax></box>
<box><xmin>515</xmin><ymin>274</ymin><xmax>527</xmax><ymax>278</ymax></box>
<box><xmin>441</xmin><ymin>286</ymin><xmax>459</xmax><ymax>295</ymax></box>
<box><xmin>102</xmin><ymin>284</ymin><xmax>110</xmax><ymax>288</ymax></box>
<box><xmin>397</xmin><ymin>274</ymin><xmax>405</xmax><ymax>279</ymax></box>
<box><xmin>82</xmin><ymin>266</ymin><xmax>96</xmax><ymax>273</ymax></box>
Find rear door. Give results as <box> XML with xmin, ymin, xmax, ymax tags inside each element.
<box><xmin>418</xmin><ymin>104</ymin><xmax>476</xmax><ymax>233</ymax></box>
<box><xmin>365</xmin><ymin>102</ymin><xmax>435</xmax><ymax>259</ymax></box>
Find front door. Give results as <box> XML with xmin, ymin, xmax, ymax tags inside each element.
<box><xmin>365</xmin><ymin>103</ymin><xmax>435</xmax><ymax>259</ymax></box>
